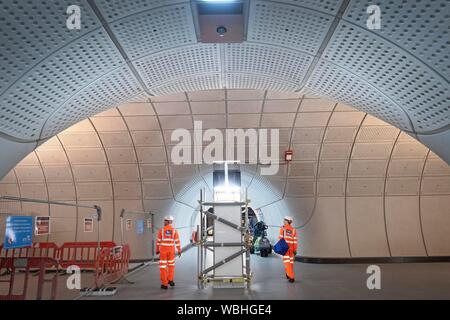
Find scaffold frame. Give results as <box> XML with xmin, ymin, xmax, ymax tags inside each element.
<box><xmin>196</xmin><ymin>189</ymin><xmax>252</xmax><ymax>289</ymax></box>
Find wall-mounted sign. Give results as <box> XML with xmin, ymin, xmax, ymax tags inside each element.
<box><xmin>84</xmin><ymin>218</ymin><xmax>93</xmax><ymax>233</ymax></box>
<box><xmin>126</xmin><ymin>219</ymin><xmax>132</xmax><ymax>231</ymax></box>
<box><xmin>35</xmin><ymin>216</ymin><xmax>50</xmax><ymax>236</ymax></box>
<box><xmin>3</xmin><ymin>216</ymin><xmax>33</xmax><ymax>249</ymax></box>
<box><xmin>136</xmin><ymin>220</ymin><xmax>144</xmax><ymax>235</ymax></box>
<box><xmin>284</xmin><ymin>149</ymin><xmax>293</xmax><ymax>162</ymax></box>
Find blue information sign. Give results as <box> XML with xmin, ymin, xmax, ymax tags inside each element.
<box><xmin>136</xmin><ymin>219</ymin><xmax>144</xmax><ymax>235</ymax></box>
<box><xmin>3</xmin><ymin>216</ymin><xmax>33</xmax><ymax>249</ymax></box>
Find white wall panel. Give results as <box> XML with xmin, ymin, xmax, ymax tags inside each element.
<box><xmin>76</xmin><ymin>183</ymin><xmax>113</xmax><ymax>200</ymax></box>
<box><xmin>19</xmin><ymin>183</ymin><xmax>48</xmax><ymax>199</ymax></box>
<box><xmin>300</xmin><ymin>197</ymin><xmax>350</xmax><ymax>257</ymax></box>
<box><xmin>42</xmin><ymin>166</ymin><xmax>73</xmax><ymax>183</ymax></box>
<box><xmin>0</xmin><ymin>183</ymin><xmax>20</xmax><ymax>197</ymax></box>
<box><xmin>105</xmin><ymin>148</ymin><xmax>137</xmax><ymax>164</ymax></box>
<box><xmin>110</xmin><ymin>164</ymin><xmax>140</xmax><ymax>181</ymax></box>
<box><xmin>385</xmin><ymin>196</ymin><xmax>427</xmax><ymax>257</ymax></box>
<box><xmin>47</xmin><ymin>183</ymin><xmax>76</xmax><ymax>201</ymax></box>
<box><xmin>132</xmin><ymin>131</ymin><xmax>164</xmax><ymax>146</ymax></box>
<box><xmin>421</xmin><ymin>196</ymin><xmax>450</xmax><ymax>256</ymax></box>
<box><xmin>346</xmin><ymin>197</ymin><xmax>390</xmax><ymax>257</ymax></box>
<box><xmin>317</xmin><ymin>179</ymin><xmax>345</xmax><ymax>196</ymax></box>
<box><xmin>386</xmin><ymin>178</ymin><xmax>420</xmax><ymax>196</ymax></box>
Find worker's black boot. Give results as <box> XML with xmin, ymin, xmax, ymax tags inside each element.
<box><xmin>169</xmin><ymin>280</ymin><xmax>175</xmax><ymax>287</ymax></box>
<box><xmin>161</xmin><ymin>285</ymin><xmax>168</xmax><ymax>289</ymax></box>
<box><xmin>285</xmin><ymin>273</ymin><xmax>289</xmax><ymax>279</ymax></box>
<box><xmin>288</xmin><ymin>278</ymin><xmax>295</xmax><ymax>283</ymax></box>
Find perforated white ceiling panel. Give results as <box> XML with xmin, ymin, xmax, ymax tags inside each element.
<box><xmin>344</xmin><ymin>0</ymin><xmax>450</xmax><ymax>80</ymax></box>
<box><xmin>42</xmin><ymin>66</ymin><xmax>144</xmax><ymax>138</ymax></box>
<box><xmin>224</xmin><ymin>43</ymin><xmax>313</xmax><ymax>89</ymax></box>
<box><xmin>95</xmin><ymin>0</ymin><xmax>186</xmax><ymax>22</ymax></box>
<box><xmin>0</xmin><ymin>0</ymin><xmax>449</xmax><ymax>179</ymax></box>
<box><xmin>248</xmin><ymin>0</ymin><xmax>334</xmax><ymax>54</ymax></box>
<box><xmin>304</xmin><ymin>60</ymin><xmax>414</xmax><ymax>131</ymax></box>
<box><xmin>273</xmin><ymin>0</ymin><xmax>344</xmax><ymax>14</ymax></box>
<box><xmin>107</xmin><ymin>3</ymin><xmax>196</xmax><ymax>60</ymax></box>
<box><xmin>322</xmin><ymin>21</ymin><xmax>449</xmax><ymax>132</ymax></box>
<box><xmin>135</xmin><ymin>44</ymin><xmax>221</xmax><ymax>90</ymax></box>
<box><xmin>0</xmin><ymin>0</ymin><xmax>100</xmax><ymax>93</ymax></box>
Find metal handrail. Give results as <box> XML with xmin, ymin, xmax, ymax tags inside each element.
<box><xmin>0</xmin><ymin>195</ymin><xmax>102</xmax><ymax>255</ymax></box>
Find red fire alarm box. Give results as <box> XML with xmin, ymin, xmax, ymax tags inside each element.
<box><xmin>285</xmin><ymin>150</ymin><xmax>293</xmax><ymax>162</ymax></box>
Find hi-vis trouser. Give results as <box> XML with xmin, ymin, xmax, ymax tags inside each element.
<box><xmin>157</xmin><ymin>226</ymin><xmax>181</xmax><ymax>286</ymax></box>
<box><xmin>279</xmin><ymin>226</ymin><xmax>297</xmax><ymax>280</ymax></box>
<box><xmin>159</xmin><ymin>248</ymin><xmax>176</xmax><ymax>286</ymax></box>
<box><xmin>283</xmin><ymin>248</ymin><xmax>295</xmax><ymax>280</ymax></box>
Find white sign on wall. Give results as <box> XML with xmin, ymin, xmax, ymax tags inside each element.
<box><xmin>126</xmin><ymin>219</ymin><xmax>132</xmax><ymax>231</ymax></box>
<box><xmin>84</xmin><ymin>218</ymin><xmax>93</xmax><ymax>233</ymax></box>
<box><xmin>35</xmin><ymin>216</ymin><xmax>51</xmax><ymax>236</ymax></box>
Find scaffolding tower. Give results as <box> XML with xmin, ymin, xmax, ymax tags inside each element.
<box><xmin>196</xmin><ymin>162</ymin><xmax>252</xmax><ymax>289</ymax></box>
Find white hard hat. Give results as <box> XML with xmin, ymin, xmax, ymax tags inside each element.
<box><xmin>164</xmin><ymin>215</ymin><xmax>174</xmax><ymax>221</ymax></box>
<box><xmin>284</xmin><ymin>216</ymin><xmax>293</xmax><ymax>222</ymax></box>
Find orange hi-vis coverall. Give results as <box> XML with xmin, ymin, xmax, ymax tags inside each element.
<box><xmin>279</xmin><ymin>224</ymin><xmax>298</xmax><ymax>279</ymax></box>
<box><xmin>157</xmin><ymin>225</ymin><xmax>181</xmax><ymax>286</ymax></box>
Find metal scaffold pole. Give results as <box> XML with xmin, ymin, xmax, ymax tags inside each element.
<box><xmin>244</xmin><ymin>187</ymin><xmax>251</xmax><ymax>288</ymax></box>
<box><xmin>198</xmin><ymin>189</ymin><xmax>204</xmax><ymax>289</ymax></box>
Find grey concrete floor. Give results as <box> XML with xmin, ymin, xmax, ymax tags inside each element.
<box><xmin>80</xmin><ymin>248</ymin><xmax>450</xmax><ymax>300</ymax></box>
<box><xmin>0</xmin><ymin>270</ymin><xmax>95</xmax><ymax>300</ymax></box>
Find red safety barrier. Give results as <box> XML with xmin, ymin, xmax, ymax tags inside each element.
<box><xmin>0</xmin><ymin>241</ymin><xmax>130</xmax><ymax>297</ymax></box>
<box><xmin>0</xmin><ymin>243</ymin><xmax>33</xmax><ymax>258</ymax></box>
<box><xmin>0</xmin><ymin>257</ymin><xmax>59</xmax><ymax>300</ymax></box>
<box><xmin>1</xmin><ymin>242</ymin><xmax>118</xmax><ymax>269</ymax></box>
<box><xmin>59</xmin><ymin>241</ymin><xmax>116</xmax><ymax>269</ymax></box>
<box><xmin>95</xmin><ymin>245</ymin><xmax>130</xmax><ymax>288</ymax></box>
<box><xmin>1</xmin><ymin>242</ymin><xmax>60</xmax><ymax>263</ymax></box>
<box><xmin>31</xmin><ymin>242</ymin><xmax>60</xmax><ymax>260</ymax></box>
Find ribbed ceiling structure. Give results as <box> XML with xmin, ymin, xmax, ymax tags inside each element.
<box><xmin>1</xmin><ymin>90</ymin><xmax>449</xmax><ymax>259</ymax></box>
<box><xmin>0</xmin><ymin>0</ymin><xmax>449</xmax><ymax>181</ymax></box>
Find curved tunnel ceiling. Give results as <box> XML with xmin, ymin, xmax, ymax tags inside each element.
<box><xmin>1</xmin><ymin>90</ymin><xmax>450</xmax><ymax>259</ymax></box>
<box><xmin>0</xmin><ymin>0</ymin><xmax>449</xmax><ymax>180</ymax></box>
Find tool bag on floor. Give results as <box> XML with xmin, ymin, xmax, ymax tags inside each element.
<box><xmin>273</xmin><ymin>238</ymin><xmax>289</xmax><ymax>256</ymax></box>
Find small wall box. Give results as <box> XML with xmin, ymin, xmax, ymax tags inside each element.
<box><xmin>285</xmin><ymin>150</ymin><xmax>293</xmax><ymax>162</ymax></box>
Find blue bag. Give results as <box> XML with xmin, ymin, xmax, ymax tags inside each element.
<box><xmin>273</xmin><ymin>237</ymin><xmax>289</xmax><ymax>256</ymax></box>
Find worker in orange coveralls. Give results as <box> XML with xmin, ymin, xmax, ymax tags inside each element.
<box><xmin>279</xmin><ymin>216</ymin><xmax>298</xmax><ymax>283</ymax></box>
<box><xmin>156</xmin><ymin>215</ymin><xmax>181</xmax><ymax>289</ymax></box>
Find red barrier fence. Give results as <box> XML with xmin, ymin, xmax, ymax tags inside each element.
<box><xmin>59</xmin><ymin>241</ymin><xmax>116</xmax><ymax>269</ymax></box>
<box><xmin>1</xmin><ymin>242</ymin><xmax>60</xmax><ymax>260</ymax></box>
<box><xmin>95</xmin><ymin>245</ymin><xmax>131</xmax><ymax>288</ymax></box>
<box><xmin>0</xmin><ymin>257</ymin><xmax>59</xmax><ymax>300</ymax></box>
<box><xmin>0</xmin><ymin>242</ymin><xmax>131</xmax><ymax>299</ymax></box>
<box><xmin>1</xmin><ymin>242</ymin><xmax>118</xmax><ymax>268</ymax></box>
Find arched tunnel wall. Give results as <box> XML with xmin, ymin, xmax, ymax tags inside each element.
<box><xmin>1</xmin><ymin>91</ymin><xmax>449</xmax><ymax>260</ymax></box>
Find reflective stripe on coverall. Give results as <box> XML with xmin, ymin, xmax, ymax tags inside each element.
<box><xmin>157</xmin><ymin>225</ymin><xmax>181</xmax><ymax>286</ymax></box>
<box><xmin>279</xmin><ymin>225</ymin><xmax>297</xmax><ymax>280</ymax></box>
